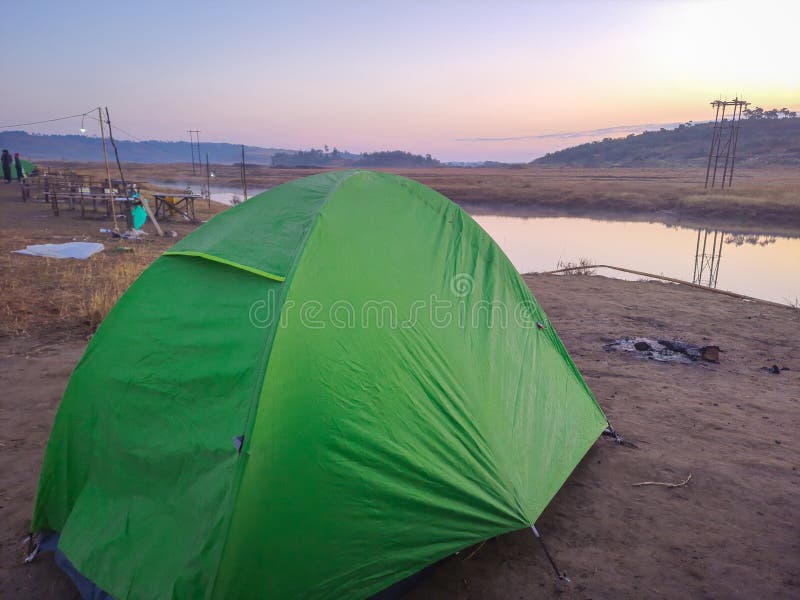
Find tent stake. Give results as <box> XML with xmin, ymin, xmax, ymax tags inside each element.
<box><xmin>602</xmin><ymin>421</ymin><xmax>625</xmax><ymax>444</ymax></box>
<box><xmin>531</xmin><ymin>525</ymin><xmax>570</xmax><ymax>583</ymax></box>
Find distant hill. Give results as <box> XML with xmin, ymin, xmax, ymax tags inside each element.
<box><xmin>0</xmin><ymin>131</ymin><xmax>444</xmax><ymax>168</ymax></box>
<box><xmin>532</xmin><ymin>117</ymin><xmax>800</xmax><ymax>167</ymax></box>
<box><xmin>0</xmin><ymin>131</ymin><xmax>291</xmax><ymax>165</ymax></box>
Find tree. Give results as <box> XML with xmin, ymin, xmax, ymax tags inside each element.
<box><xmin>744</xmin><ymin>106</ymin><xmax>765</xmax><ymax>119</ymax></box>
<box><xmin>743</xmin><ymin>106</ymin><xmax>798</xmax><ymax>120</ymax></box>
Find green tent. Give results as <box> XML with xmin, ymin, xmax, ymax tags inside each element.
<box><xmin>33</xmin><ymin>170</ymin><xmax>607</xmax><ymax>599</ymax></box>
<box><xmin>18</xmin><ymin>159</ymin><xmax>35</xmax><ymax>177</ymax></box>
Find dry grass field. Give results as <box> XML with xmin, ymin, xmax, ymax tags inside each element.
<box><xmin>41</xmin><ymin>162</ymin><xmax>800</xmax><ymax>235</ymax></box>
<box><xmin>4</xmin><ymin>163</ymin><xmax>799</xmax><ymax>342</ymax></box>
<box><xmin>0</xmin><ymin>185</ymin><xmax>225</xmax><ymax>341</ymax></box>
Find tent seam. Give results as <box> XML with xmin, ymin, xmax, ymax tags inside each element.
<box><xmin>162</xmin><ymin>251</ymin><xmax>286</xmax><ymax>282</ymax></box>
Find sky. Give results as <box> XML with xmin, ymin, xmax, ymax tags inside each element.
<box><xmin>2</xmin><ymin>0</ymin><xmax>798</xmax><ymax>162</ymax></box>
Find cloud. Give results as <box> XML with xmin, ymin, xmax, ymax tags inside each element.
<box><xmin>456</xmin><ymin>122</ymin><xmax>687</xmax><ymax>143</ymax></box>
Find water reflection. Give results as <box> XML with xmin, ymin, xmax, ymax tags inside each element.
<box><xmin>472</xmin><ymin>214</ymin><xmax>799</xmax><ymax>305</ymax></box>
<box><xmin>692</xmin><ymin>230</ymin><xmax>783</xmax><ymax>289</ymax></box>
<box><xmin>724</xmin><ymin>233</ymin><xmax>777</xmax><ymax>247</ymax></box>
<box><xmin>692</xmin><ymin>229</ymin><xmax>723</xmax><ymax>288</ymax></box>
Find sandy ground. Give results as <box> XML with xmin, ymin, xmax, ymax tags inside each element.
<box><xmin>2</xmin><ymin>277</ymin><xmax>798</xmax><ymax>599</ymax></box>
<box><xmin>1</xmin><ymin>179</ymin><xmax>799</xmax><ymax>598</ymax></box>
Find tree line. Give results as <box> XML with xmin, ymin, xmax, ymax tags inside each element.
<box><xmin>271</xmin><ymin>148</ymin><xmax>440</xmax><ymax>168</ymax></box>
<box><xmin>743</xmin><ymin>106</ymin><xmax>797</xmax><ymax>119</ymax></box>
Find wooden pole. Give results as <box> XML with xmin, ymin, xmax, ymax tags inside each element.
<box><xmin>196</xmin><ymin>132</ymin><xmax>201</xmax><ymax>178</ymax></box>
<box><xmin>206</xmin><ymin>152</ymin><xmax>211</xmax><ymax>209</ymax></box>
<box><xmin>98</xmin><ymin>106</ymin><xmax>118</xmax><ymax>230</ymax></box>
<box><xmin>105</xmin><ymin>107</ymin><xmax>132</xmax><ymax>230</ymax></box>
<box><xmin>141</xmin><ymin>199</ymin><xmax>164</xmax><ymax>237</ymax></box>
<box><xmin>188</xmin><ymin>130</ymin><xmax>196</xmax><ymax>174</ymax></box>
<box><xmin>241</xmin><ymin>144</ymin><xmax>248</xmax><ymax>200</ymax></box>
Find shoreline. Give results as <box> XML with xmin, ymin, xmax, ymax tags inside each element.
<box><xmin>33</xmin><ymin>163</ymin><xmax>800</xmax><ymax>238</ymax></box>
<box><xmin>459</xmin><ymin>200</ymin><xmax>800</xmax><ymax>238</ymax></box>
<box><xmin>2</xmin><ymin>171</ymin><xmax>797</xmax><ymax>346</ymax></box>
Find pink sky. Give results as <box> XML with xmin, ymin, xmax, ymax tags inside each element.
<box><xmin>3</xmin><ymin>0</ymin><xmax>798</xmax><ymax>162</ymax></box>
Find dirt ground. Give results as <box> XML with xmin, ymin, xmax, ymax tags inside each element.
<box><xmin>1</xmin><ymin>180</ymin><xmax>799</xmax><ymax>599</ymax></box>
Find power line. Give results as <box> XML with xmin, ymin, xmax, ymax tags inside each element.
<box><xmin>85</xmin><ymin>114</ymin><xmax>197</xmax><ymax>148</ymax></box>
<box><xmin>1</xmin><ymin>108</ymin><xmax>147</xmax><ymax>144</ymax></box>
<box><xmin>83</xmin><ymin>114</ymin><xmax>148</xmax><ymax>142</ymax></box>
<box><xmin>6</xmin><ymin>108</ymin><xmax>204</xmax><ymax>151</ymax></box>
<box><xmin>0</xmin><ymin>108</ymin><xmax>97</xmax><ymax>130</ymax></box>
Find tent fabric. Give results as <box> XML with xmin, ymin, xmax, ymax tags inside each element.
<box><xmin>32</xmin><ymin>170</ymin><xmax>607</xmax><ymax>599</ymax></box>
<box><xmin>163</xmin><ymin>171</ymin><xmax>349</xmax><ymax>281</ymax></box>
<box><xmin>11</xmin><ymin>158</ymin><xmax>35</xmax><ymax>179</ymax></box>
<box><xmin>39</xmin><ymin>533</ymin><xmax>112</xmax><ymax>600</ymax></box>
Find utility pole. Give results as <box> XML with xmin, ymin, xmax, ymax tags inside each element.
<box><xmin>98</xmin><ymin>107</ymin><xmax>118</xmax><ymax>230</ymax></box>
<box><xmin>206</xmin><ymin>152</ymin><xmax>211</xmax><ymax>209</ymax></box>
<box><xmin>704</xmin><ymin>98</ymin><xmax>748</xmax><ymax>189</ymax></box>
<box><xmin>240</xmin><ymin>144</ymin><xmax>248</xmax><ymax>201</ymax></box>
<box><xmin>105</xmin><ymin>107</ymin><xmax>133</xmax><ymax>230</ymax></box>
<box><xmin>195</xmin><ymin>132</ymin><xmax>201</xmax><ymax>177</ymax></box>
<box><xmin>188</xmin><ymin>131</ymin><xmax>195</xmax><ymax>173</ymax></box>
<box><xmin>188</xmin><ymin>130</ymin><xmax>200</xmax><ymax>174</ymax></box>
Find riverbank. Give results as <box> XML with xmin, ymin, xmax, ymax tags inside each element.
<box><xmin>38</xmin><ymin>163</ymin><xmax>800</xmax><ymax>237</ymax></box>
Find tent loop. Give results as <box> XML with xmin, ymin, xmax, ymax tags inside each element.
<box><xmin>530</xmin><ymin>525</ymin><xmax>570</xmax><ymax>583</ymax></box>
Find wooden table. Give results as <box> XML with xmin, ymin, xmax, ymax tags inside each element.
<box><xmin>152</xmin><ymin>193</ymin><xmax>203</xmax><ymax>224</ymax></box>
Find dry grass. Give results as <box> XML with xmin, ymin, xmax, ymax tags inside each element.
<box><xmin>554</xmin><ymin>257</ymin><xmax>596</xmax><ymax>275</ymax></box>
<box><xmin>42</xmin><ymin>162</ymin><xmax>800</xmax><ymax>236</ymax></box>
<box><xmin>77</xmin><ymin>258</ymin><xmax>147</xmax><ymax>331</ymax></box>
<box><xmin>1</xmin><ymin>248</ymin><xmax>158</xmax><ymax>340</ymax></box>
<box><xmin>0</xmin><ymin>182</ymin><xmax>211</xmax><ymax>342</ymax></box>
<box><xmin>4</xmin><ymin>162</ymin><xmax>799</xmax><ymax>341</ymax></box>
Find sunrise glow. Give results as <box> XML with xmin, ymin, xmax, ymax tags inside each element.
<box><xmin>3</xmin><ymin>0</ymin><xmax>797</xmax><ymax>161</ymax></box>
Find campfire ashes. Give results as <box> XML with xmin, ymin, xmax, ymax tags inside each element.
<box><xmin>604</xmin><ymin>337</ymin><xmax>721</xmax><ymax>364</ymax></box>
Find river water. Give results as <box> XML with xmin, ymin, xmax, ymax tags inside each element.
<box><xmin>473</xmin><ymin>215</ymin><xmax>799</xmax><ymax>305</ymax></box>
<box><xmin>202</xmin><ymin>185</ymin><xmax>798</xmax><ymax>305</ymax></box>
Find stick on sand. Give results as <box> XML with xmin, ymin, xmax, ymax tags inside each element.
<box><xmin>632</xmin><ymin>473</ymin><xmax>692</xmax><ymax>488</ymax></box>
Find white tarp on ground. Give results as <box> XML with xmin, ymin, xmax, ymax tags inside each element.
<box><xmin>13</xmin><ymin>242</ymin><xmax>105</xmax><ymax>259</ymax></box>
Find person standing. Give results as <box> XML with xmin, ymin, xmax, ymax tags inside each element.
<box><xmin>14</xmin><ymin>153</ymin><xmax>25</xmax><ymax>181</ymax></box>
<box><xmin>1</xmin><ymin>150</ymin><xmax>12</xmax><ymax>183</ymax></box>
